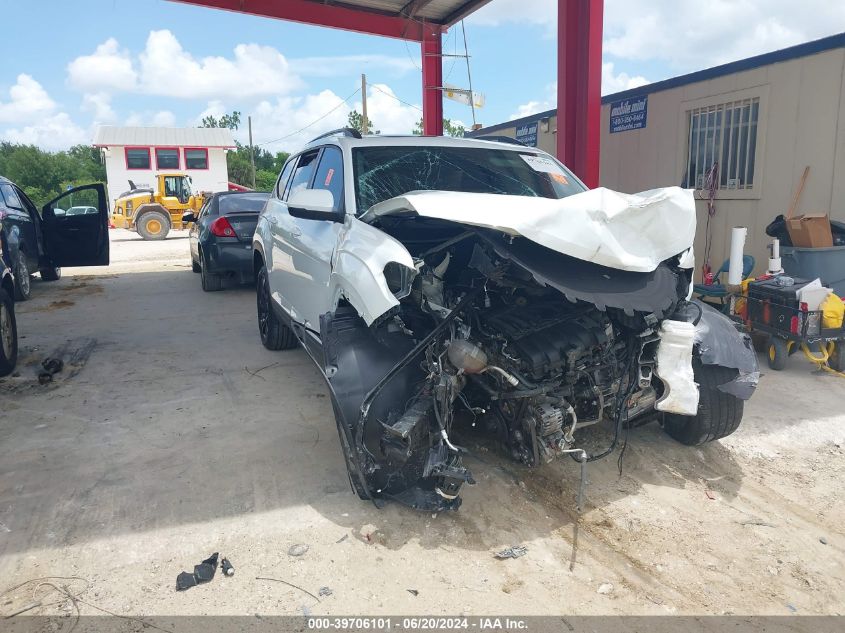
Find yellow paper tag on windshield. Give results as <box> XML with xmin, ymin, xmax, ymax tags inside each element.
<box><xmin>551</xmin><ymin>173</ymin><xmax>569</xmax><ymax>185</ymax></box>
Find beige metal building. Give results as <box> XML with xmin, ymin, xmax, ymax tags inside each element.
<box><xmin>469</xmin><ymin>32</ymin><xmax>845</xmax><ymax>278</ymax></box>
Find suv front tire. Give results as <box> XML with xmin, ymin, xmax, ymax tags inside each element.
<box><xmin>256</xmin><ymin>265</ymin><xmax>297</xmax><ymax>350</ymax></box>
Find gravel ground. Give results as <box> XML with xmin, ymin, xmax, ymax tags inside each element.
<box><xmin>0</xmin><ymin>230</ymin><xmax>843</xmax><ymax>620</ymax></box>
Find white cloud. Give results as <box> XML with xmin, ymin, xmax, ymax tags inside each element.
<box><xmin>470</xmin><ymin>0</ymin><xmax>845</xmax><ymax>75</ymax></box>
<box><xmin>508</xmin><ymin>64</ymin><xmax>649</xmax><ymax>119</ymax></box>
<box><xmin>122</xmin><ymin>109</ymin><xmax>178</xmax><ymax>127</ymax></box>
<box><xmin>3</xmin><ymin>112</ymin><xmax>87</xmax><ymax>150</ymax></box>
<box><xmin>601</xmin><ymin>62</ymin><xmax>648</xmax><ymax>95</ymax></box>
<box><xmin>357</xmin><ymin>84</ymin><xmax>420</xmax><ymax>135</ymax></box>
<box><xmin>138</xmin><ymin>30</ymin><xmax>304</xmax><ymax>99</ymax></box>
<box><xmin>67</xmin><ymin>38</ymin><xmax>137</xmax><ymax>92</ymax></box>
<box><xmin>468</xmin><ymin>0</ymin><xmax>554</xmax><ymax>26</ymax></box>
<box><xmin>81</xmin><ymin>92</ymin><xmax>116</xmax><ymax>124</ymax></box>
<box><xmin>603</xmin><ymin>0</ymin><xmax>845</xmax><ymax>71</ymax></box>
<box><xmin>245</xmin><ymin>84</ymin><xmax>420</xmax><ymax>151</ymax></box>
<box><xmin>0</xmin><ymin>74</ymin><xmax>56</xmax><ymax>124</ymax></box>
<box><xmin>291</xmin><ymin>55</ymin><xmax>417</xmax><ymax>78</ymax></box>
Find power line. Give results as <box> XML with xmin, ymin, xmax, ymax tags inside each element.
<box><xmin>370</xmin><ymin>84</ymin><xmax>423</xmax><ymax>112</ymax></box>
<box><xmin>257</xmin><ymin>87</ymin><xmax>361</xmax><ymax>147</ymax></box>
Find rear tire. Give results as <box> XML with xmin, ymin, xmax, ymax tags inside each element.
<box><xmin>13</xmin><ymin>252</ymin><xmax>31</xmax><ymax>301</ymax></box>
<box><xmin>0</xmin><ymin>288</ymin><xmax>18</xmax><ymax>377</ymax></box>
<box><xmin>137</xmin><ymin>211</ymin><xmax>170</xmax><ymax>240</ymax></box>
<box><xmin>767</xmin><ymin>336</ymin><xmax>789</xmax><ymax>370</ymax></box>
<box><xmin>664</xmin><ymin>362</ymin><xmax>744</xmax><ymax>446</ymax></box>
<box><xmin>191</xmin><ymin>258</ymin><xmax>201</xmax><ymax>273</ymax></box>
<box><xmin>256</xmin><ymin>265</ymin><xmax>297</xmax><ymax>350</ymax></box>
<box><xmin>40</xmin><ymin>266</ymin><xmax>61</xmax><ymax>281</ymax></box>
<box><xmin>829</xmin><ymin>342</ymin><xmax>845</xmax><ymax>372</ymax></box>
<box><xmin>200</xmin><ymin>251</ymin><xmax>223</xmax><ymax>292</ymax></box>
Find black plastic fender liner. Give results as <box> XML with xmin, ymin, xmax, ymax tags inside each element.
<box><xmin>476</xmin><ymin>230</ymin><xmax>684</xmax><ymax>318</ymax></box>
<box><xmin>319</xmin><ymin>308</ymin><xmax>430</xmax><ymax>497</ymax></box>
<box><xmin>672</xmin><ymin>299</ymin><xmax>760</xmax><ymax>400</ymax></box>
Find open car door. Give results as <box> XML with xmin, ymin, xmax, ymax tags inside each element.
<box><xmin>41</xmin><ymin>184</ymin><xmax>109</xmax><ymax>267</ymax></box>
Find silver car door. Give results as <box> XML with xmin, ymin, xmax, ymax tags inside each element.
<box><xmin>285</xmin><ymin>146</ymin><xmax>346</xmax><ymax>331</ymax></box>
<box><xmin>268</xmin><ymin>150</ymin><xmax>319</xmax><ymax>323</ymax></box>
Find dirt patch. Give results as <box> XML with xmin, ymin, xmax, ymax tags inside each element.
<box><xmin>30</xmin><ymin>299</ymin><xmax>76</xmax><ymax>312</ymax></box>
<box><xmin>0</xmin><ymin>338</ymin><xmax>97</xmax><ymax>393</ymax></box>
<box><xmin>58</xmin><ymin>281</ymin><xmax>104</xmax><ymax>296</ymax></box>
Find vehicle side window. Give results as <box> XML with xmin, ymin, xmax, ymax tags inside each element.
<box><xmin>275</xmin><ymin>160</ymin><xmax>296</xmax><ymax>200</ymax></box>
<box><xmin>198</xmin><ymin>199</ymin><xmax>212</xmax><ymax>219</ymax></box>
<box><xmin>0</xmin><ymin>184</ymin><xmax>23</xmax><ymax>211</ymax></box>
<box><xmin>310</xmin><ymin>147</ymin><xmax>344</xmax><ymax>213</ymax></box>
<box><xmin>285</xmin><ymin>151</ymin><xmax>319</xmax><ymax>200</ymax></box>
<box><xmin>16</xmin><ymin>187</ymin><xmax>40</xmax><ymax>219</ymax></box>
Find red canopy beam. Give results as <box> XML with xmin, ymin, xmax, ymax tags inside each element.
<box><xmin>421</xmin><ymin>29</ymin><xmax>444</xmax><ymax>136</ymax></box>
<box><xmin>557</xmin><ymin>0</ymin><xmax>603</xmax><ymax>188</ymax></box>
<box><xmin>170</xmin><ymin>0</ymin><xmax>429</xmax><ymax>41</ymax></box>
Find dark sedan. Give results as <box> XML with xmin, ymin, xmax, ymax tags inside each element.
<box><xmin>184</xmin><ymin>191</ymin><xmax>270</xmax><ymax>292</ymax></box>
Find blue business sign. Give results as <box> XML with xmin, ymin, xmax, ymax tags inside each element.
<box><xmin>609</xmin><ymin>95</ymin><xmax>648</xmax><ymax>133</ymax></box>
<box><xmin>515</xmin><ymin>122</ymin><xmax>538</xmax><ymax>147</ymax></box>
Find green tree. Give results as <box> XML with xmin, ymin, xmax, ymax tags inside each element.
<box><xmin>412</xmin><ymin>118</ymin><xmax>465</xmax><ymax>137</ymax></box>
<box><xmin>200</xmin><ymin>111</ymin><xmax>241</xmax><ymax>130</ymax></box>
<box><xmin>348</xmin><ymin>110</ymin><xmax>378</xmax><ymax>135</ymax></box>
<box><xmin>0</xmin><ymin>142</ymin><xmax>106</xmax><ymax>207</ymax></box>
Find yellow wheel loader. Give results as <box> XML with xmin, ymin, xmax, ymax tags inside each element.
<box><xmin>112</xmin><ymin>173</ymin><xmax>207</xmax><ymax>240</ymax></box>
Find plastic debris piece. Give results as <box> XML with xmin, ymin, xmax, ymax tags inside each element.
<box><xmin>176</xmin><ymin>572</ymin><xmax>197</xmax><ymax>591</ymax></box>
<box><xmin>176</xmin><ymin>552</ymin><xmax>218</xmax><ymax>591</ymax></box>
<box><xmin>42</xmin><ymin>358</ymin><xmax>64</xmax><ymax>374</ymax></box>
<box><xmin>221</xmin><ymin>558</ymin><xmax>235</xmax><ymax>576</ymax></box>
<box><xmin>336</xmin><ymin>534</ymin><xmax>349</xmax><ymax>543</ymax></box>
<box><xmin>705</xmin><ymin>490</ymin><xmax>716</xmax><ymax>500</ymax></box>
<box><xmin>318</xmin><ymin>587</ymin><xmax>332</xmax><ymax>597</ymax></box>
<box><xmin>407</xmin><ymin>589</ymin><xmax>419</xmax><ymax>596</ymax></box>
<box><xmin>194</xmin><ymin>552</ymin><xmax>219</xmax><ymax>582</ymax></box>
<box><xmin>288</xmin><ymin>544</ymin><xmax>309</xmax><ymax>557</ymax></box>
<box><xmin>819</xmin><ymin>536</ymin><xmax>828</xmax><ymax>545</ymax></box>
<box><xmin>494</xmin><ymin>545</ymin><xmax>527</xmax><ymax>559</ymax></box>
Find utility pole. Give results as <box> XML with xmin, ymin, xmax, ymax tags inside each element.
<box><xmin>248</xmin><ymin>115</ymin><xmax>256</xmax><ymax>189</ymax></box>
<box><xmin>361</xmin><ymin>73</ymin><xmax>368</xmax><ymax>135</ymax></box>
<box><xmin>461</xmin><ymin>20</ymin><xmax>477</xmax><ymax>127</ymax></box>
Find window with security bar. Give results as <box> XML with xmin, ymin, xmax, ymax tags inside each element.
<box><xmin>685</xmin><ymin>97</ymin><xmax>759</xmax><ymax>191</ymax></box>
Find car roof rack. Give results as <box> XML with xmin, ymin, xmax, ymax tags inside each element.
<box><xmin>474</xmin><ymin>135</ymin><xmax>528</xmax><ymax>147</ymax></box>
<box><xmin>309</xmin><ymin>127</ymin><xmax>362</xmax><ymax>143</ymax></box>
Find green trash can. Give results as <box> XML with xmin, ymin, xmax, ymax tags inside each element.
<box><xmin>781</xmin><ymin>245</ymin><xmax>845</xmax><ymax>296</ymax></box>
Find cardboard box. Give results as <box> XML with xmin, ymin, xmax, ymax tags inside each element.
<box><xmin>786</xmin><ymin>211</ymin><xmax>834</xmax><ymax>247</ymax></box>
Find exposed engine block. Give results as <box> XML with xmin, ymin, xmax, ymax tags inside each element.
<box><xmin>480</xmin><ymin>302</ymin><xmax>613</xmax><ymax>380</ymax></box>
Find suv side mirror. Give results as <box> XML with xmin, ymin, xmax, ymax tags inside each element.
<box><xmin>182</xmin><ymin>211</ymin><xmax>196</xmax><ymax>224</ymax></box>
<box><xmin>287</xmin><ymin>189</ymin><xmax>340</xmax><ymax>221</ymax></box>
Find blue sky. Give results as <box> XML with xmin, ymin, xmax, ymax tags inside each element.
<box><xmin>1</xmin><ymin>0</ymin><xmax>843</xmax><ymax>152</ymax></box>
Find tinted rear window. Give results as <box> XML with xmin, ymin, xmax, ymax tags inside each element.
<box><xmin>219</xmin><ymin>193</ymin><xmax>270</xmax><ymax>214</ymax></box>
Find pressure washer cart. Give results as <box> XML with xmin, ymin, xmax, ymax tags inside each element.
<box><xmin>737</xmin><ymin>276</ymin><xmax>845</xmax><ymax>372</ymax></box>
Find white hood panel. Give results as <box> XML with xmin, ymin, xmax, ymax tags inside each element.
<box><xmin>362</xmin><ymin>187</ymin><xmax>696</xmax><ymax>273</ymax></box>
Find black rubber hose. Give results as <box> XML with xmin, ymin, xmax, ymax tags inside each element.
<box><xmin>571</xmin><ymin>340</ymin><xmax>640</xmax><ymax>463</ymax></box>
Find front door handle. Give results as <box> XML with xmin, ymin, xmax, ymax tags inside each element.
<box><xmin>291</xmin><ymin>226</ymin><xmax>302</xmax><ymax>238</ymax></box>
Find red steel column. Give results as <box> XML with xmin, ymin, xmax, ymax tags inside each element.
<box><xmin>422</xmin><ymin>27</ymin><xmax>444</xmax><ymax>136</ymax></box>
<box><xmin>557</xmin><ymin>0</ymin><xmax>603</xmax><ymax>188</ymax></box>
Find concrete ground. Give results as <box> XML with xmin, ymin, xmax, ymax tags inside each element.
<box><xmin>0</xmin><ymin>230</ymin><xmax>843</xmax><ymax>618</ymax></box>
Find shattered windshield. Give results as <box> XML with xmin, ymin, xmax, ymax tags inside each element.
<box><xmin>353</xmin><ymin>146</ymin><xmax>586</xmax><ymax>213</ymax></box>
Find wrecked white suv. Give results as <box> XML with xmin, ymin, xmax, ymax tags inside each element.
<box><xmin>252</xmin><ymin>130</ymin><xmax>758</xmax><ymax>511</ymax></box>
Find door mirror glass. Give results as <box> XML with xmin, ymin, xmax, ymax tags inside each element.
<box><xmin>287</xmin><ymin>189</ymin><xmax>336</xmax><ymax>219</ymax></box>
